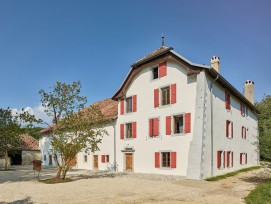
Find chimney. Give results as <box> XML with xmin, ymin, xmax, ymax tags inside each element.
<box><xmin>210</xmin><ymin>56</ymin><xmax>220</xmax><ymax>73</ymax></box>
<box><xmin>244</xmin><ymin>80</ymin><xmax>254</xmax><ymax>104</ymax></box>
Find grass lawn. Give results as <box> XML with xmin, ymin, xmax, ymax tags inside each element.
<box><xmin>245</xmin><ymin>179</ymin><xmax>271</xmax><ymax>204</ymax></box>
<box><xmin>206</xmin><ymin>166</ymin><xmax>261</xmax><ymax>181</ymax></box>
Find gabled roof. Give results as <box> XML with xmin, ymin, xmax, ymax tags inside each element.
<box><xmin>112</xmin><ymin>46</ymin><xmax>260</xmax><ymax>114</ymax></box>
<box><xmin>40</xmin><ymin>98</ymin><xmax>118</xmax><ymax>135</ymax></box>
<box><xmin>20</xmin><ymin>134</ymin><xmax>39</xmax><ymax>151</ymax></box>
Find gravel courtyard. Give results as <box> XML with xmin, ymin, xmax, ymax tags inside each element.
<box><xmin>0</xmin><ymin>166</ymin><xmax>265</xmax><ymax>204</ymax></box>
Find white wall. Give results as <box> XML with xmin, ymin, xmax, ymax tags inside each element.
<box><xmin>116</xmin><ymin>60</ymin><xmax>197</xmax><ymax>176</ymax></box>
<box><xmin>202</xmin><ymin>74</ymin><xmax>259</xmax><ymax>178</ymax></box>
<box><xmin>77</xmin><ymin>123</ymin><xmax>116</xmax><ymax>170</ymax></box>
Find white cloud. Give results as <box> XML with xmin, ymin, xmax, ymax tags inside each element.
<box><xmin>12</xmin><ymin>104</ymin><xmax>52</xmax><ymax>127</ymax></box>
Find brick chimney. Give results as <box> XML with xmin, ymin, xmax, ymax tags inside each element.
<box><xmin>210</xmin><ymin>56</ymin><xmax>220</xmax><ymax>73</ymax></box>
<box><xmin>244</xmin><ymin>80</ymin><xmax>254</xmax><ymax>104</ymax></box>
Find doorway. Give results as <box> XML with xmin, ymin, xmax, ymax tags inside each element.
<box><xmin>93</xmin><ymin>155</ymin><xmax>98</xmax><ymax>169</ymax></box>
<box><xmin>49</xmin><ymin>155</ymin><xmax>52</xmax><ymax>165</ymax></box>
<box><xmin>125</xmin><ymin>153</ymin><xmax>133</xmax><ymax>172</ymax></box>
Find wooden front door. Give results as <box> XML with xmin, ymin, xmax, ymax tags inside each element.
<box><xmin>93</xmin><ymin>155</ymin><xmax>98</xmax><ymax>169</ymax></box>
<box><xmin>125</xmin><ymin>153</ymin><xmax>133</xmax><ymax>172</ymax></box>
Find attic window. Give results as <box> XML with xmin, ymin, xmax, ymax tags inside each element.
<box><xmin>152</xmin><ymin>67</ymin><xmax>158</xmax><ymax>79</ymax></box>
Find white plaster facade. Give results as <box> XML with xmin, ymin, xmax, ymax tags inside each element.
<box><xmin>39</xmin><ymin>46</ymin><xmax>259</xmax><ymax>179</ymax></box>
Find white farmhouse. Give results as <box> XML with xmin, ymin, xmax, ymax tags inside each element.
<box><xmin>40</xmin><ymin>45</ymin><xmax>260</xmax><ymax>180</ymax></box>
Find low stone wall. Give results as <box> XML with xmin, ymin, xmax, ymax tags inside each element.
<box><xmin>22</xmin><ymin>150</ymin><xmax>40</xmax><ymax>165</ymax></box>
<box><xmin>0</xmin><ymin>157</ymin><xmax>11</xmax><ymax>169</ymax></box>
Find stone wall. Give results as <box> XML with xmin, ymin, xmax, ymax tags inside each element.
<box><xmin>22</xmin><ymin>150</ymin><xmax>40</xmax><ymax>165</ymax></box>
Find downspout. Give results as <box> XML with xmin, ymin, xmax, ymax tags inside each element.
<box><xmin>210</xmin><ymin>72</ymin><xmax>219</xmax><ymax>177</ymax></box>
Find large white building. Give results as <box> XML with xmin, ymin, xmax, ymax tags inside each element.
<box><xmin>40</xmin><ymin>45</ymin><xmax>260</xmax><ymax>180</ymax></box>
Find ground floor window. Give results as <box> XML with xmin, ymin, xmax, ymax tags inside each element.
<box><xmin>240</xmin><ymin>153</ymin><xmax>247</xmax><ymax>165</ymax></box>
<box><xmin>84</xmin><ymin>155</ymin><xmax>87</xmax><ymax>162</ymax></box>
<box><xmin>162</xmin><ymin>152</ymin><xmax>171</xmax><ymax>167</ymax></box>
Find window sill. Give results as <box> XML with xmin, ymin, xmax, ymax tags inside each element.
<box><xmin>172</xmin><ymin>133</ymin><xmax>185</xmax><ymax>137</ymax></box>
<box><xmin>158</xmin><ymin>104</ymin><xmax>172</xmax><ymax>109</ymax></box>
<box><xmin>148</xmin><ymin>135</ymin><xmax>160</xmax><ymax>139</ymax></box>
<box><xmin>159</xmin><ymin>167</ymin><xmax>173</xmax><ymax>170</ymax></box>
<box><xmin>124</xmin><ymin>138</ymin><xmax>134</xmax><ymax>141</ymax></box>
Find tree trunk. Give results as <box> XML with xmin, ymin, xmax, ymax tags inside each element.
<box><xmin>53</xmin><ymin>153</ymin><xmax>61</xmax><ymax>180</ymax></box>
<box><xmin>4</xmin><ymin>150</ymin><xmax>9</xmax><ymax>170</ymax></box>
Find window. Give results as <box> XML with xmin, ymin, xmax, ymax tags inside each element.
<box><xmin>161</xmin><ymin>86</ymin><xmax>170</xmax><ymax>106</ymax></box>
<box><xmin>174</xmin><ymin>115</ymin><xmax>184</xmax><ymax>134</ymax></box>
<box><xmin>240</xmin><ymin>103</ymin><xmax>246</xmax><ymax>117</ymax></box>
<box><xmin>126</xmin><ymin>97</ymin><xmax>132</xmax><ymax>113</ymax></box>
<box><xmin>106</xmin><ymin>155</ymin><xmax>109</xmax><ymax>163</ymax></box>
<box><xmin>226</xmin><ymin>151</ymin><xmax>233</xmax><ymax>168</ymax></box>
<box><xmin>240</xmin><ymin>153</ymin><xmax>247</xmax><ymax>165</ymax></box>
<box><xmin>152</xmin><ymin>67</ymin><xmax>158</xmax><ymax>79</ymax></box>
<box><xmin>84</xmin><ymin>155</ymin><xmax>87</xmax><ymax>162</ymax></box>
<box><xmin>162</xmin><ymin>152</ymin><xmax>171</xmax><ymax>168</ymax></box>
<box><xmin>44</xmin><ymin>155</ymin><xmax>46</xmax><ymax>161</ymax></box>
<box><xmin>149</xmin><ymin>118</ymin><xmax>159</xmax><ymax>137</ymax></box>
<box><xmin>126</xmin><ymin>123</ymin><xmax>132</xmax><ymax>139</ymax></box>
<box><xmin>225</xmin><ymin>91</ymin><xmax>231</xmax><ymax>110</ymax></box>
<box><xmin>242</xmin><ymin>126</ymin><xmax>247</xmax><ymax>139</ymax></box>
<box><xmin>217</xmin><ymin>151</ymin><xmax>225</xmax><ymax>169</ymax></box>
<box><xmin>226</xmin><ymin>120</ymin><xmax>233</xmax><ymax>138</ymax></box>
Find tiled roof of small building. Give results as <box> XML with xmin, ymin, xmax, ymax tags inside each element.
<box><xmin>20</xmin><ymin>134</ymin><xmax>39</xmax><ymax>151</ymax></box>
<box><xmin>40</xmin><ymin>98</ymin><xmax>118</xmax><ymax>135</ymax></box>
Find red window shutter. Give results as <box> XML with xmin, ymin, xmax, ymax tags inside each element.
<box><xmin>132</xmin><ymin>122</ymin><xmax>137</xmax><ymax>138</ymax></box>
<box><xmin>149</xmin><ymin>119</ymin><xmax>153</xmax><ymax>137</ymax></box>
<box><xmin>155</xmin><ymin>152</ymin><xmax>160</xmax><ymax>168</ymax></box>
<box><xmin>153</xmin><ymin>118</ymin><xmax>159</xmax><ymax>136</ymax></box>
<box><xmin>120</xmin><ymin>99</ymin><xmax>124</xmax><ymax>115</ymax></box>
<box><xmin>225</xmin><ymin>92</ymin><xmax>231</xmax><ymax>110</ymax></box>
<box><xmin>231</xmin><ymin>122</ymin><xmax>233</xmax><ymax>138</ymax></box>
<box><xmin>223</xmin><ymin>151</ymin><xmax>226</xmax><ymax>168</ymax></box>
<box><xmin>240</xmin><ymin>153</ymin><xmax>242</xmax><ymax>164</ymax></box>
<box><xmin>132</xmin><ymin>95</ymin><xmax>137</xmax><ymax>112</ymax></box>
<box><xmin>171</xmin><ymin>152</ymin><xmax>177</xmax><ymax>168</ymax></box>
<box><xmin>227</xmin><ymin>151</ymin><xmax>230</xmax><ymax>167</ymax></box>
<box><xmin>217</xmin><ymin>151</ymin><xmax>221</xmax><ymax>168</ymax></box>
<box><xmin>166</xmin><ymin>116</ymin><xmax>171</xmax><ymax>135</ymax></box>
<box><xmin>171</xmin><ymin>84</ymin><xmax>176</xmax><ymax>104</ymax></box>
<box><xmin>185</xmin><ymin>113</ymin><xmax>191</xmax><ymax>133</ymax></box>
<box><xmin>245</xmin><ymin>153</ymin><xmax>247</xmax><ymax>164</ymax></box>
<box><xmin>101</xmin><ymin>155</ymin><xmax>105</xmax><ymax>163</ymax></box>
<box><xmin>232</xmin><ymin>152</ymin><xmax>234</xmax><ymax>167</ymax></box>
<box><xmin>244</xmin><ymin>128</ymin><xmax>246</xmax><ymax>139</ymax></box>
<box><xmin>226</xmin><ymin>120</ymin><xmax>229</xmax><ymax>137</ymax></box>
<box><xmin>154</xmin><ymin>89</ymin><xmax>159</xmax><ymax>108</ymax></box>
<box><xmin>159</xmin><ymin>61</ymin><xmax>167</xmax><ymax>78</ymax></box>
<box><xmin>241</xmin><ymin>127</ymin><xmax>243</xmax><ymax>139</ymax></box>
<box><xmin>120</xmin><ymin>124</ymin><xmax>124</xmax><ymax>139</ymax></box>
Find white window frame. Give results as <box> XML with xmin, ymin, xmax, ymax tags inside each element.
<box><xmin>125</xmin><ymin>122</ymin><xmax>133</xmax><ymax>139</ymax></box>
<box><xmin>218</xmin><ymin>150</ymin><xmax>225</xmax><ymax>170</ymax></box>
<box><xmin>125</xmin><ymin>96</ymin><xmax>133</xmax><ymax>114</ymax></box>
<box><xmin>160</xmin><ymin>151</ymin><xmax>171</xmax><ymax>169</ymax></box>
<box><xmin>173</xmin><ymin>114</ymin><xmax>185</xmax><ymax>135</ymax></box>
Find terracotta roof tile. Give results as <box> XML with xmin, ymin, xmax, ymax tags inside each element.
<box><xmin>20</xmin><ymin>134</ymin><xmax>39</xmax><ymax>150</ymax></box>
<box><xmin>40</xmin><ymin>98</ymin><xmax>118</xmax><ymax>135</ymax></box>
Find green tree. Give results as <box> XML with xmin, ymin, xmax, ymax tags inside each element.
<box><xmin>39</xmin><ymin>81</ymin><xmax>107</xmax><ymax>180</ymax></box>
<box><xmin>0</xmin><ymin>108</ymin><xmax>41</xmax><ymax>170</ymax></box>
<box><xmin>255</xmin><ymin>95</ymin><xmax>271</xmax><ymax>161</ymax></box>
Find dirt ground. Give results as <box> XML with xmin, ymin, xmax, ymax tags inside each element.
<box><xmin>0</xmin><ymin>166</ymin><xmax>265</xmax><ymax>204</ymax></box>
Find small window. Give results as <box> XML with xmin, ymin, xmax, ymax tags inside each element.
<box><xmin>106</xmin><ymin>155</ymin><xmax>109</xmax><ymax>163</ymax></box>
<box><xmin>126</xmin><ymin>97</ymin><xmax>132</xmax><ymax>113</ymax></box>
<box><xmin>225</xmin><ymin>92</ymin><xmax>231</xmax><ymax>110</ymax></box>
<box><xmin>84</xmin><ymin>155</ymin><xmax>87</xmax><ymax>162</ymax></box>
<box><xmin>217</xmin><ymin>151</ymin><xmax>225</xmax><ymax>169</ymax></box>
<box><xmin>126</xmin><ymin>123</ymin><xmax>132</xmax><ymax>139</ymax></box>
<box><xmin>161</xmin><ymin>86</ymin><xmax>170</xmax><ymax>106</ymax></box>
<box><xmin>162</xmin><ymin>152</ymin><xmax>171</xmax><ymax>168</ymax></box>
<box><xmin>44</xmin><ymin>155</ymin><xmax>46</xmax><ymax>161</ymax></box>
<box><xmin>242</xmin><ymin>126</ymin><xmax>247</xmax><ymax>139</ymax></box>
<box><xmin>174</xmin><ymin>115</ymin><xmax>184</xmax><ymax>134</ymax></box>
<box><xmin>227</xmin><ymin>151</ymin><xmax>233</xmax><ymax>168</ymax></box>
<box><xmin>152</xmin><ymin>67</ymin><xmax>158</xmax><ymax>79</ymax></box>
<box><xmin>240</xmin><ymin>103</ymin><xmax>246</xmax><ymax>117</ymax></box>
<box><xmin>226</xmin><ymin>120</ymin><xmax>233</xmax><ymax>138</ymax></box>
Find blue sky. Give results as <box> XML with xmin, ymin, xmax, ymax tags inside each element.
<box><xmin>0</xmin><ymin>0</ymin><xmax>270</xmax><ymax>122</ymax></box>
